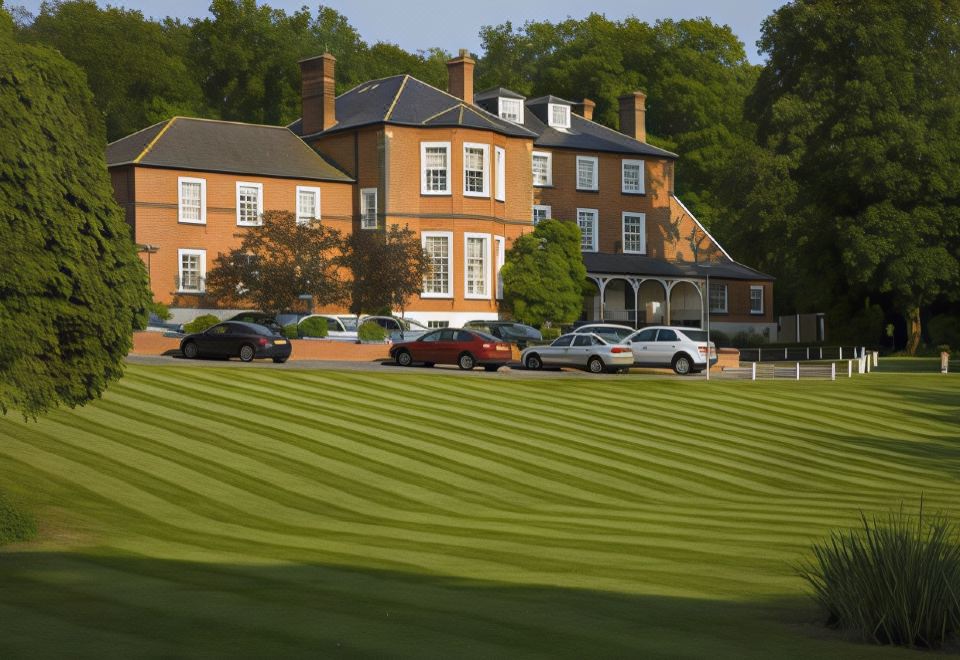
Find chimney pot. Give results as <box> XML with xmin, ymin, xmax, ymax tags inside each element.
<box><xmin>446</xmin><ymin>49</ymin><xmax>476</xmax><ymax>105</ymax></box>
<box><xmin>300</xmin><ymin>53</ymin><xmax>337</xmax><ymax>135</ymax></box>
<box><xmin>618</xmin><ymin>91</ymin><xmax>647</xmax><ymax>142</ymax></box>
<box><xmin>574</xmin><ymin>98</ymin><xmax>596</xmax><ymax>122</ymax></box>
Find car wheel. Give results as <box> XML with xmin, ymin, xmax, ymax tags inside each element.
<box><xmin>272</xmin><ymin>357</ymin><xmax>288</xmax><ymax>364</ymax></box>
<box><xmin>239</xmin><ymin>344</ymin><xmax>256</xmax><ymax>363</ymax></box>
<box><xmin>672</xmin><ymin>354</ymin><xmax>692</xmax><ymax>375</ymax></box>
<box><xmin>458</xmin><ymin>352</ymin><xmax>476</xmax><ymax>370</ymax></box>
<box><xmin>587</xmin><ymin>356</ymin><xmax>605</xmax><ymax>374</ymax></box>
<box><xmin>525</xmin><ymin>354</ymin><xmax>542</xmax><ymax>370</ymax></box>
<box><xmin>182</xmin><ymin>341</ymin><xmax>199</xmax><ymax>359</ymax></box>
<box><xmin>396</xmin><ymin>349</ymin><xmax>413</xmax><ymax>367</ymax></box>
<box><xmin>483</xmin><ymin>364</ymin><xmax>500</xmax><ymax>372</ymax></box>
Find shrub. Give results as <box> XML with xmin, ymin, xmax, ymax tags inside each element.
<box><xmin>0</xmin><ymin>491</ymin><xmax>37</xmax><ymax>546</ymax></box>
<box><xmin>298</xmin><ymin>316</ymin><xmax>328</xmax><ymax>338</ymax></box>
<box><xmin>540</xmin><ymin>325</ymin><xmax>561</xmax><ymax>340</ymax></box>
<box><xmin>708</xmin><ymin>329</ymin><xmax>730</xmax><ymax>347</ymax></box>
<box><xmin>283</xmin><ymin>323</ymin><xmax>299</xmax><ymax>339</ymax></box>
<box><xmin>929</xmin><ymin>315</ymin><xmax>960</xmax><ymax>351</ymax></box>
<box><xmin>358</xmin><ymin>322</ymin><xmax>387</xmax><ymax>342</ymax></box>
<box><xmin>147</xmin><ymin>300</ymin><xmax>172</xmax><ymax>321</ymax></box>
<box><xmin>183</xmin><ymin>314</ymin><xmax>220</xmax><ymax>334</ymax></box>
<box><xmin>732</xmin><ymin>331</ymin><xmax>766</xmax><ymax>348</ymax></box>
<box><xmin>798</xmin><ymin>505</ymin><xmax>960</xmax><ymax>649</ymax></box>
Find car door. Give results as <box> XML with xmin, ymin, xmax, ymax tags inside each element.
<box><xmin>571</xmin><ymin>334</ymin><xmax>595</xmax><ymax>368</ymax></box>
<box><xmin>628</xmin><ymin>328</ymin><xmax>658</xmax><ymax>366</ymax></box>
<box><xmin>542</xmin><ymin>334</ymin><xmax>574</xmax><ymax>365</ymax></box>
<box><xmin>652</xmin><ymin>328</ymin><xmax>680</xmax><ymax>366</ymax></box>
<box><xmin>414</xmin><ymin>329</ymin><xmax>443</xmax><ymax>362</ymax></box>
<box><xmin>202</xmin><ymin>324</ymin><xmax>231</xmax><ymax>357</ymax></box>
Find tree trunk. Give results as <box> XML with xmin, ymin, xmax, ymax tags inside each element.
<box><xmin>905</xmin><ymin>306</ymin><xmax>921</xmax><ymax>355</ymax></box>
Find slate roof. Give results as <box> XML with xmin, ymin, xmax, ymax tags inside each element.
<box><xmin>583</xmin><ymin>252</ymin><xmax>775</xmax><ymax>281</ymax></box>
<box><xmin>288</xmin><ymin>75</ymin><xmax>537</xmax><ymax>139</ymax></box>
<box><xmin>474</xmin><ymin>87</ymin><xmax>526</xmax><ymax>102</ymax></box>
<box><xmin>106</xmin><ymin>117</ymin><xmax>353</xmax><ymax>182</ymax></box>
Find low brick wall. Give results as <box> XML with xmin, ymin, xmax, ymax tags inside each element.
<box><xmin>716</xmin><ymin>348</ymin><xmax>740</xmax><ymax>371</ymax></box>
<box><xmin>130</xmin><ymin>332</ymin><xmax>390</xmax><ymax>362</ymax></box>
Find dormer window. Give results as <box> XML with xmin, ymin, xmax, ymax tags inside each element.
<box><xmin>548</xmin><ymin>103</ymin><xmax>571</xmax><ymax>129</ymax></box>
<box><xmin>498</xmin><ymin>98</ymin><xmax>523</xmax><ymax>123</ymax></box>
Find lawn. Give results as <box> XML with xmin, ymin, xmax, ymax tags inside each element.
<box><xmin>1</xmin><ymin>360</ymin><xmax>958</xmax><ymax>657</ymax></box>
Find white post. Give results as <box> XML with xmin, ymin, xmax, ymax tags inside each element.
<box><xmin>848</xmin><ymin>360</ymin><xmax>852</xmax><ymax>378</ymax></box>
<box><xmin>758</xmin><ymin>347</ymin><xmax>762</xmax><ymax>363</ymax></box>
<box><xmin>873</xmin><ymin>351</ymin><xmax>878</xmax><ymax>367</ymax></box>
<box><xmin>751</xmin><ymin>362</ymin><xmax>756</xmax><ymax>381</ymax></box>
<box><xmin>839</xmin><ymin>346</ymin><xmax>843</xmax><ymax>360</ymax></box>
<box><xmin>796</xmin><ymin>362</ymin><xmax>800</xmax><ymax>380</ymax></box>
<box><xmin>806</xmin><ymin>347</ymin><xmax>810</xmax><ymax>360</ymax></box>
<box><xmin>819</xmin><ymin>346</ymin><xmax>823</xmax><ymax>360</ymax></box>
<box><xmin>784</xmin><ymin>347</ymin><xmax>788</xmax><ymax>360</ymax></box>
<box><xmin>831</xmin><ymin>362</ymin><xmax>836</xmax><ymax>381</ymax></box>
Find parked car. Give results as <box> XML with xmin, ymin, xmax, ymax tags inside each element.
<box><xmin>463</xmin><ymin>320</ymin><xmax>543</xmax><ymax>348</ymax></box>
<box><xmin>180</xmin><ymin>321</ymin><xmax>292</xmax><ymax>363</ymax></box>
<box><xmin>297</xmin><ymin>314</ymin><xmax>359</xmax><ymax>342</ymax></box>
<box><xmin>360</xmin><ymin>315</ymin><xmax>430</xmax><ymax>341</ymax></box>
<box><xmin>390</xmin><ymin>328</ymin><xmax>512</xmax><ymax>371</ymax></box>
<box><xmin>226</xmin><ymin>312</ymin><xmax>284</xmax><ymax>335</ymax></box>
<box><xmin>573</xmin><ymin>323</ymin><xmax>635</xmax><ymax>344</ymax></box>
<box><xmin>623</xmin><ymin>326</ymin><xmax>717</xmax><ymax>375</ymax></box>
<box><xmin>520</xmin><ymin>333</ymin><xmax>634</xmax><ymax>373</ymax></box>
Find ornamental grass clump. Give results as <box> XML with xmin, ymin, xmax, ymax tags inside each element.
<box><xmin>798</xmin><ymin>505</ymin><xmax>960</xmax><ymax>649</ymax></box>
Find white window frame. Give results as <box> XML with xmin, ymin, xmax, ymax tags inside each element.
<box><xmin>532</xmin><ymin>204</ymin><xmax>552</xmax><ymax>225</ymax></box>
<box><xmin>709</xmin><ymin>282</ymin><xmax>728</xmax><ymax>314</ymax></box>
<box><xmin>621</xmin><ymin>212</ymin><xmax>646</xmax><ymax>254</ymax></box>
<box><xmin>750</xmin><ymin>285</ymin><xmax>765</xmax><ymax>315</ymax></box>
<box><xmin>177</xmin><ymin>248</ymin><xmax>206</xmax><ymax>293</ymax></box>
<box><xmin>463</xmin><ymin>142</ymin><xmax>490</xmax><ymax>198</ymax></box>
<box><xmin>498</xmin><ymin>97</ymin><xmax>524</xmax><ymax>124</ymax></box>
<box><xmin>421</xmin><ymin>231</ymin><xmax>453</xmax><ymax>298</ymax></box>
<box><xmin>178</xmin><ymin>176</ymin><xmax>206</xmax><ymax>225</ymax></box>
<box><xmin>420</xmin><ymin>141</ymin><xmax>451</xmax><ymax>195</ymax></box>
<box><xmin>532</xmin><ymin>151</ymin><xmax>553</xmax><ymax>187</ymax></box>
<box><xmin>576</xmin><ymin>156</ymin><xmax>599</xmax><ymax>191</ymax></box>
<box><xmin>622</xmin><ymin>159</ymin><xmax>645</xmax><ymax>194</ymax></box>
<box><xmin>494</xmin><ymin>146</ymin><xmax>505</xmax><ymax>202</ymax></box>
<box><xmin>295</xmin><ymin>186</ymin><xmax>321</xmax><ymax>225</ymax></box>
<box><xmin>235</xmin><ymin>181</ymin><xmax>263</xmax><ymax>226</ymax></box>
<box><xmin>577</xmin><ymin>208</ymin><xmax>599</xmax><ymax>252</ymax></box>
<box><xmin>494</xmin><ymin>235</ymin><xmax>505</xmax><ymax>300</ymax></box>
<box><xmin>548</xmin><ymin>103</ymin><xmax>571</xmax><ymax>129</ymax></box>
<box><xmin>360</xmin><ymin>188</ymin><xmax>377</xmax><ymax>230</ymax></box>
<box><xmin>463</xmin><ymin>232</ymin><xmax>491</xmax><ymax>299</ymax></box>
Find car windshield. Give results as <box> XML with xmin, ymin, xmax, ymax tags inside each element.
<box><xmin>681</xmin><ymin>330</ymin><xmax>709</xmax><ymax>342</ymax></box>
<box><xmin>339</xmin><ymin>317</ymin><xmax>358</xmax><ymax>331</ymax></box>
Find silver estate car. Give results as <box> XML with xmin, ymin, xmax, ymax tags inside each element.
<box><xmin>520</xmin><ymin>333</ymin><xmax>634</xmax><ymax>373</ymax></box>
<box><xmin>573</xmin><ymin>323</ymin><xmax>636</xmax><ymax>343</ymax></box>
<box><xmin>623</xmin><ymin>326</ymin><xmax>717</xmax><ymax>375</ymax></box>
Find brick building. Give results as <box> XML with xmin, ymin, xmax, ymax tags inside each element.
<box><xmin>107</xmin><ymin>49</ymin><xmax>775</xmax><ymax>336</ymax></box>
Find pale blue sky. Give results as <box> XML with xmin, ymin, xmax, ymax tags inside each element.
<box><xmin>12</xmin><ymin>0</ymin><xmax>786</xmax><ymax>64</ymax></box>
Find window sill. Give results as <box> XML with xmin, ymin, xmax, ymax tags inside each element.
<box><xmin>623</xmin><ymin>249</ymin><xmax>647</xmax><ymax>255</ymax></box>
<box><xmin>533</xmin><ymin>183</ymin><xmax>555</xmax><ymax>189</ymax></box>
<box><xmin>576</xmin><ymin>188</ymin><xmax>600</xmax><ymax>193</ymax></box>
<box><xmin>421</xmin><ymin>293</ymin><xmax>454</xmax><ymax>299</ymax></box>
<box><xmin>581</xmin><ymin>248</ymin><xmax>598</xmax><ymax>253</ymax></box>
<box><xmin>178</xmin><ymin>219</ymin><xmax>206</xmax><ymax>225</ymax></box>
<box><xmin>621</xmin><ymin>191</ymin><xmax>646</xmax><ymax>196</ymax></box>
<box><xmin>237</xmin><ymin>222</ymin><xmax>263</xmax><ymax>227</ymax></box>
<box><xmin>464</xmin><ymin>192</ymin><xmax>490</xmax><ymax>199</ymax></box>
<box><xmin>177</xmin><ymin>290</ymin><xmax>206</xmax><ymax>295</ymax></box>
<box><xmin>750</xmin><ymin>311</ymin><xmax>765</xmax><ymax>316</ymax></box>
<box><xmin>464</xmin><ymin>293</ymin><xmax>490</xmax><ymax>300</ymax></box>
<box><xmin>421</xmin><ymin>191</ymin><xmax>452</xmax><ymax>197</ymax></box>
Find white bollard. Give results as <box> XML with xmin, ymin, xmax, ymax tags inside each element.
<box><xmin>839</xmin><ymin>346</ymin><xmax>843</xmax><ymax>360</ymax></box>
<box><xmin>848</xmin><ymin>360</ymin><xmax>853</xmax><ymax>377</ymax></box>
<box><xmin>831</xmin><ymin>362</ymin><xmax>836</xmax><ymax>381</ymax></box>
<box><xmin>873</xmin><ymin>351</ymin><xmax>879</xmax><ymax>367</ymax></box>
<box><xmin>796</xmin><ymin>362</ymin><xmax>801</xmax><ymax>380</ymax></box>
<box><xmin>751</xmin><ymin>362</ymin><xmax>757</xmax><ymax>381</ymax></box>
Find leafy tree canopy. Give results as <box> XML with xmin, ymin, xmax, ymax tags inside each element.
<box><xmin>0</xmin><ymin>14</ymin><xmax>150</xmax><ymax>416</ymax></box>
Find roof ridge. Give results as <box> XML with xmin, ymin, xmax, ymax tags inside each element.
<box><xmin>173</xmin><ymin>116</ymin><xmax>291</xmax><ymax>131</ymax></box>
<box><xmin>383</xmin><ymin>75</ymin><xmax>410</xmax><ymax>122</ymax></box>
<box><xmin>133</xmin><ymin>117</ymin><xmax>176</xmax><ymax>164</ymax></box>
<box><xmin>420</xmin><ymin>103</ymin><xmax>461</xmax><ymax>124</ymax></box>
<box><xmin>106</xmin><ymin>118</ymin><xmax>169</xmax><ymax>147</ymax></box>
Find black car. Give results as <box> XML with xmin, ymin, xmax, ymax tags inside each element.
<box><xmin>463</xmin><ymin>320</ymin><xmax>543</xmax><ymax>348</ymax></box>
<box><xmin>226</xmin><ymin>312</ymin><xmax>284</xmax><ymax>335</ymax></box>
<box><xmin>180</xmin><ymin>322</ymin><xmax>292</xmax><ymax>363</ymax></box>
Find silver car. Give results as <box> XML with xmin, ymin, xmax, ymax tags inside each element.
<box><xmin>573</xmin><ymin>323</ymin><xmax>636</xmax><ymax>343</ymax></box>
<box><xmin>297</xmin><ymin>314</ymin><xmax>358</xmax><ymax>342</ymax></box>
<box><xmin>520</xmin><ymin>333</ymin><xmax>635</xmax><ymax>374</ymax></box>
<box><xmin>623</xmin><ymin>326</ymin><xmax>717</xmax><ymax>375</ymax></box>
<box><xmin>359</xmin><ymin>315</ymin><xmax>430</xmax><ymax>341</ymax></box>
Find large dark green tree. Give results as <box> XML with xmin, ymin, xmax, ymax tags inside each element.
<box><xmin>745</xmin><ymin>0</ymin><xmax>960</xmax><ymax>352</ymax></box>
<box><xmin>0</xmin><ymin>11</ymin><xmax>150</xmax><ymax>416</ymax></box>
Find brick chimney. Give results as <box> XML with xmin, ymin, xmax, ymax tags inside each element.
<box><xmin>446</xmin><ymin>49</ymin><xmax>475</xmax><ymax>104</ymax></box>
<box><xmin>574</xmin><ymin>98</ymin><xmax>596</xmax><ymax>121</ymax></box>
<box><xmin>300</xmin><ymin>53</ymin><xmax>337</xmax><ymax>135</ymax></box>
<box><xmin>618</xmin><ymin>91</ymin><xmax>646</xmax><ymax>142</ymax></box>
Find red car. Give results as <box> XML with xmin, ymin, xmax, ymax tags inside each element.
<box><xmin>390</xmin><ymin>328</ymin><xmax>512</xmax><ymax>371</ymax></box>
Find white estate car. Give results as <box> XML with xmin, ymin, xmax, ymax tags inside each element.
<box><xmin>297</xmin><ymin>314</ymin><xmax>359</xmax><ymax>342</ymax></box>
<box><xmin>573</xmin><ymin>323</ymin><xmax>636</xmax><ymax>344</ymax></box>
<box><xmin>623</xmin><ymin>326</ymin><xmax>717</xmax><ymax>375</ymax></box>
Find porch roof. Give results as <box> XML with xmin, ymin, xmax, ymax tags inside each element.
<box><xmin>583</xmin><ymin>253</ymin><xmax>775</xmax><ymax>282</ymax></box>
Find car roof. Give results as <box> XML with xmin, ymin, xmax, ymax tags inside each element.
<box><xmin>577</xmin><ymin>323</ymin><xmax>634</xmax><ymax>330</ymax></box>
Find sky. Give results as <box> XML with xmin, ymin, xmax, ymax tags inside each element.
<box><xmin>12</xmin><ymin>0</ymin><xmax>787</xmax><ymax>64</ymax></box>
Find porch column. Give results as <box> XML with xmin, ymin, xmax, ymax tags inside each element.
<box><xmin>665</xmin><ymin>281</ymin><xmax>674</xmax><ymax>325</ymax></box>
<box><xmin>628</xmin><ymin>278</ymin><xmax>642</xmax><ymax>328</ymax></box>
<box><xmin>588</xmin><ymin>275</ymin><xmax>609</xmax><ymax>322</ymax></box>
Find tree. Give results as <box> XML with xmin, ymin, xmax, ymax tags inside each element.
<box><xmin>500</xmin><ymin>220</ymin><xmax>587</xmax><ymax>327</ymax></box>
<box><xmin>0</xmin><ymin>11</ymin><xmax>150</xmax><ymax>417</ymax></box>
<box><xmin>747</xmin><ymin>0</ymin><xmax>960</xmax><ymax>352</ymax></box>
<box><xmin>205</xmin><ymin>210</ymin><xmax>345</xmax><ymax>315</ymax></box>
<box><xmin>337</xmin><ymin>224</ymin><xmax>428</xmax><ymax>318</ymax></box>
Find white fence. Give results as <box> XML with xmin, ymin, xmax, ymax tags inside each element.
<box><xmin>717</xmin><ymin>351</ymin><xmax>879</xmax><ymax>381</ymax></box>
<box><xmin>736</xmin><ymin>346</ymin><xmax>871</xmax><ymax>363</ymax></box>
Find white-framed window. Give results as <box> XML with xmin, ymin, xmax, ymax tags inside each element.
<box><xmin>532</xmin><ymin>204</ymin><xmax>551</xmax><ymax>225</ymax></box>
<box><xmin>750</xmin><ymin>285</ymin><xmax>765</xmax><ymax>315</ymax></box>
<box><xmin>464</xmin><ymin>233</ymin><xmax>490</xmax><ymax>299</ymax></box>
<box><xmin>532</xmin><ymin>151</ymin><xmax>552</xmax><ymax>187</ymax></box>
<box><xmin>499</xmin><ymin>97</ymin><xmax>523</xmax><ymax>123</ymax></box>
<box><xmin>360</xmin><ymin>188</ymin><xmax>377</xmax><ymax>229</ymax></box>
<box><xmin>177</xmin><ymin>248</ymin><xmax>206</xmax><ymax>293</ymax></box>
<box><xmin>709</xmin><ymin>282</ymin><xmax>728</xmax><ymax>314</ymax></box>
<box><xmin>495</xmin><ymin>147</ymin><xmax>505</xmax><ymax>202</ymax></box>
<box><xmin>622</xmin><ymin>212</ymin><xmax>646</xmax><ymax>254</ymax></box>
<box><xmin>494</xmin><ymin>235</ymin><xmax>505</xmax><ymax>300</ymax></box>
<box><xmin>463</xmin><ymin>143</ymin><xmax>489</xmax><ymax>197</ymax></box>
<box><xmin>577</xmin><ymin>208</ymin><xmax>598</xmax><ymax>252</ymax></box>
<box><xmin>178</xmin><ymin>177</ymin><xmax>206</xmax><ymax>224</ymax></box>
<box><xmin>548</xmin><ymin>103</ymin><xmax>571</xmax><ymax>129</ymax></box>
<box><xmin>421</xmin><ymin>142</ymin><xmax>451</xmax><ymax>195</ymax></box>
<box><xmin>576</xmin><ymin>156</ymin><xmax>598</xmax><ymax>191</ymax></box>
<box><xmin>622</xmin><ymin>159</ymin><xmax>645</xmax><ymax>194</ymax></box>
<box><xmin>296</xmin><ymin>186</ymin><xmax>321</xmax><ymax>224</ymax></box>
<box><xmin>421</xmin><ymin>231</ymin><xmax>453</xmax><ymax>297</ymax></box>
<box><xmin>236</xmin><ymin>181</ymin><xmax>263</xmax><ymax>226</ymax></box>
<box><xmin>427</xmin><ymin>320</ymin><xmax>449</xmax><ymax>328</ymax></box>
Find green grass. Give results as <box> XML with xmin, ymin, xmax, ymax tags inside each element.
<box><xmin>0</xmin><ymin>361</ymin><xmax>958</xmax><ymax>657</ymax></box>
